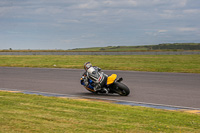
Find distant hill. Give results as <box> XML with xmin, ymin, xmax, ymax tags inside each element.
<box><xmin>1</xmin><ymin>43</ymin><xmax>200</xmax><ymax>52</ymax></box>
<box><xmin>71</xmin><ymin>43</ymin><xmax>200</xmax><ymax>51</ymax></box>
<box><xmin>71</xmin><ymin>46</ymin><xmax>148</xmax><ymax>51</ymax></box>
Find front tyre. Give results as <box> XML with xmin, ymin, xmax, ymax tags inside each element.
<box><xmin>113</xmin><ymin>82</ymin><xmax>130</xmax><ymax>96</ymax></box>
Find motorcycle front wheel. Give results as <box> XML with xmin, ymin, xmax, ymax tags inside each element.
<box><xmin>113</xmin><ymin>82</ymin><xmax>130</xmax><ymax>96</ymax></box>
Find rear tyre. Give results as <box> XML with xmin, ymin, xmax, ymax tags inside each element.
<box><xmin>113</xmin><ymin>82</ymin><xmax>130</xmax><ymax>96</ymax></box>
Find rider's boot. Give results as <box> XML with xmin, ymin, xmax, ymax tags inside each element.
<box><xmin>93</xmin><ymin>84</ymin><xmax>101</xmax><ymax>92</ymax></box>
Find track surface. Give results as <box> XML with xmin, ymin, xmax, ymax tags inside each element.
<box><xmin>0</xmin><ymin>67</ymin><xmax>200</xmax><ymax>108</ymax></box>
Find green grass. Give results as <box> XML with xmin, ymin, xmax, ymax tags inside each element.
<box><xmin>0</xmin><ymin>91</ymin><xmax>200</xmax><ymax>133</ymax></box>
<box><xmin>0</xmin><ymin>55</ymin><xmax>200</xmax><ymax>73</ymax></box>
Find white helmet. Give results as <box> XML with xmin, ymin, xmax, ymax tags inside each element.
<box><xmin>84</xmin><ymin>62</ymin><xmax>92</xmax><ymax>71</ymax></box>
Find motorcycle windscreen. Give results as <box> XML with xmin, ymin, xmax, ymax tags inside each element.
<box><xmin>107</xmin><ymin>74</ymin><xmax>117</xmax><ymax>85</ymax></box>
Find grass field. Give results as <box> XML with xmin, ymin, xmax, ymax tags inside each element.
<box><xmin>0</xmin><ymin>55</ymin><xmax>200</xmax><ymax>73</ymax></box>
<box><xmin>0</xmin><ymin>91</ymin><xmax>200</xmax><ymax>133</ymax></box>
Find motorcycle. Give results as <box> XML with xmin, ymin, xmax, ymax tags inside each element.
<box><xmin>80</xmin><ymin>72</ymin><xmax>130</xmax><ymax>96</ymax></box>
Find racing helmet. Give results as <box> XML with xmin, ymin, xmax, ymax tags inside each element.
<box><xmin>84</xmin><ymin>62</ymin><xmax>92</xmax><ymax>71</ymax></box>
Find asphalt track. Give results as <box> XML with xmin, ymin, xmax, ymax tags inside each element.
<box><xmin>0</xmin><ymin>67</ymin><xmax>200</xmax><ymax>109</ymax></box>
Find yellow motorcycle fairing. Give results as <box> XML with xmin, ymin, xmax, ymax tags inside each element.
<box><xmin>107</xmin><ymin>74</ymin><xmax>117</xmax><ymax>85</ymax></box>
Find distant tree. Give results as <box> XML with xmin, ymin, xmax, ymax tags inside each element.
<box><xmin>100</xmin><ymin>48</ymin><xmax>105</xmax><ymax>51</ymax></box>
<box><xmin>151</xmin><ymin>43</ymin><xmax>200</xmax><ymax>50</ymax></box>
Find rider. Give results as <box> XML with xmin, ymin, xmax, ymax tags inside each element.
<box><xmin>80</xmin><ymin>62</ymin><xmax>107</xmax><ymax>92</ymax></box>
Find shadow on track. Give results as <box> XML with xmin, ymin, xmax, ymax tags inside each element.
<box><xmin>76</xmin><ymin>92</ymin><xmax>121</xmax><ymax>97</ymax></box>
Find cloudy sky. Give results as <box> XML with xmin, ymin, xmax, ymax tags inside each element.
<box><xmin>0</xmin><ymin>0</ymin><xmax>200</xmax><ymax>49</ymax></box>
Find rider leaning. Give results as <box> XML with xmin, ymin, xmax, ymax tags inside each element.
<box><xmin>80</xmin><ymin>62</ymin><xmax>107</xmax><ymax>92</ymax></box>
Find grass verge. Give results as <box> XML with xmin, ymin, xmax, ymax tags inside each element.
<box><xmin>0</xmin><ymin>55</ymin><xmax>200</xmax><ymax>73</ymax></box>
<box><xmin>0</xmin><ymin>91</ymin><xmax>200</xmax><ymax>133</ymax></box>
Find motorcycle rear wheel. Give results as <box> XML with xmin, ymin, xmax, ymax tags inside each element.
<box><xmin>113</xmin><ymin>82</ymin><xmax>130</xmax><ymax>96</ymax></box>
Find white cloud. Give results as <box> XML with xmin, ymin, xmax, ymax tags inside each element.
<box><xmin>71</xmin><ymin>0</ymin><xmax>100</xmax><ymax>9</ymax></box>
<box><xmin>58</xmin><ymin>19</ymin><xmax>80</xmax><ymax>24</ymax></box>
<box><xmin>0</xmin><ymin>6</ymin><xmax>22</xmax><ymax>17</ymax></box>
<box><xmin>159</xmin><ymin>9</ymin><xmax>185</xmax><ymax>19</ymax></box>
<box><xmin>171</xmin><ymin>0</ymin><xmax>187</xmax><ymax>8</ymax></box>
<box><xmin>145</xmin><ymin>30</ymin><xmax>168</xmax><ymax>37</ymax></box>
<box><xmin>34</xmin><ymin>7</ymin><xmax>63</xmax><ymax>15</ymax></box>
<box><xmin>177</xmin><ymin>27</ymin><xmax>198</xmax><ymax>32</ymax></box>
<box><xmin>183</xmin><ymin>9</ymin><xmax>200</xmax><ymax>14</ymax></box>
<box><xmin>103</xmin><ymin>0</ymin><xmax>137</xmax><ymax>7</ymax></box>
<box><xmin>158</xmin><ymin>30</ymin><xmax>168</xmax><ymax>33</ymax></box>
<box><xmin>82</xmin><ymin>12</ymin><xmax>99</xmax><ymax>17</ymax></box>
<box><xmin>1</xmin><ymin>0</ymin><xmax>200</xmax><ymax>49</ymax></box>
<box><xmin>123</xmin><ymin>0</ymin><xmax>188</xmax><ymax>8</ymax></box>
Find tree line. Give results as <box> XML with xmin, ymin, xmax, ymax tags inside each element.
<box><xmin>147</xmin><ymin>43</ymin><xmax>200</xmax><ymax>50</ymax></box>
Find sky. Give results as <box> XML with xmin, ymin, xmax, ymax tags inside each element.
<box><xmin>0</xmin><ymin>0</ymin><xmax>200</xmax><ymax>50</ymax></box>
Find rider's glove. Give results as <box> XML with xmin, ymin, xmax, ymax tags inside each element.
<box><xmin>80</xmin><ymin>76</ymin><xmax>86</xmax><ymax>85</ymax></box>
<box><xmin>84</xmin><ymin>78</ymin><xmax>88</xmax><ymax>86</ymax></box>
<box><xmin>80</xmin><ymin>76</ymin><xmax>89</xmax><ymax>86</ymax></box>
